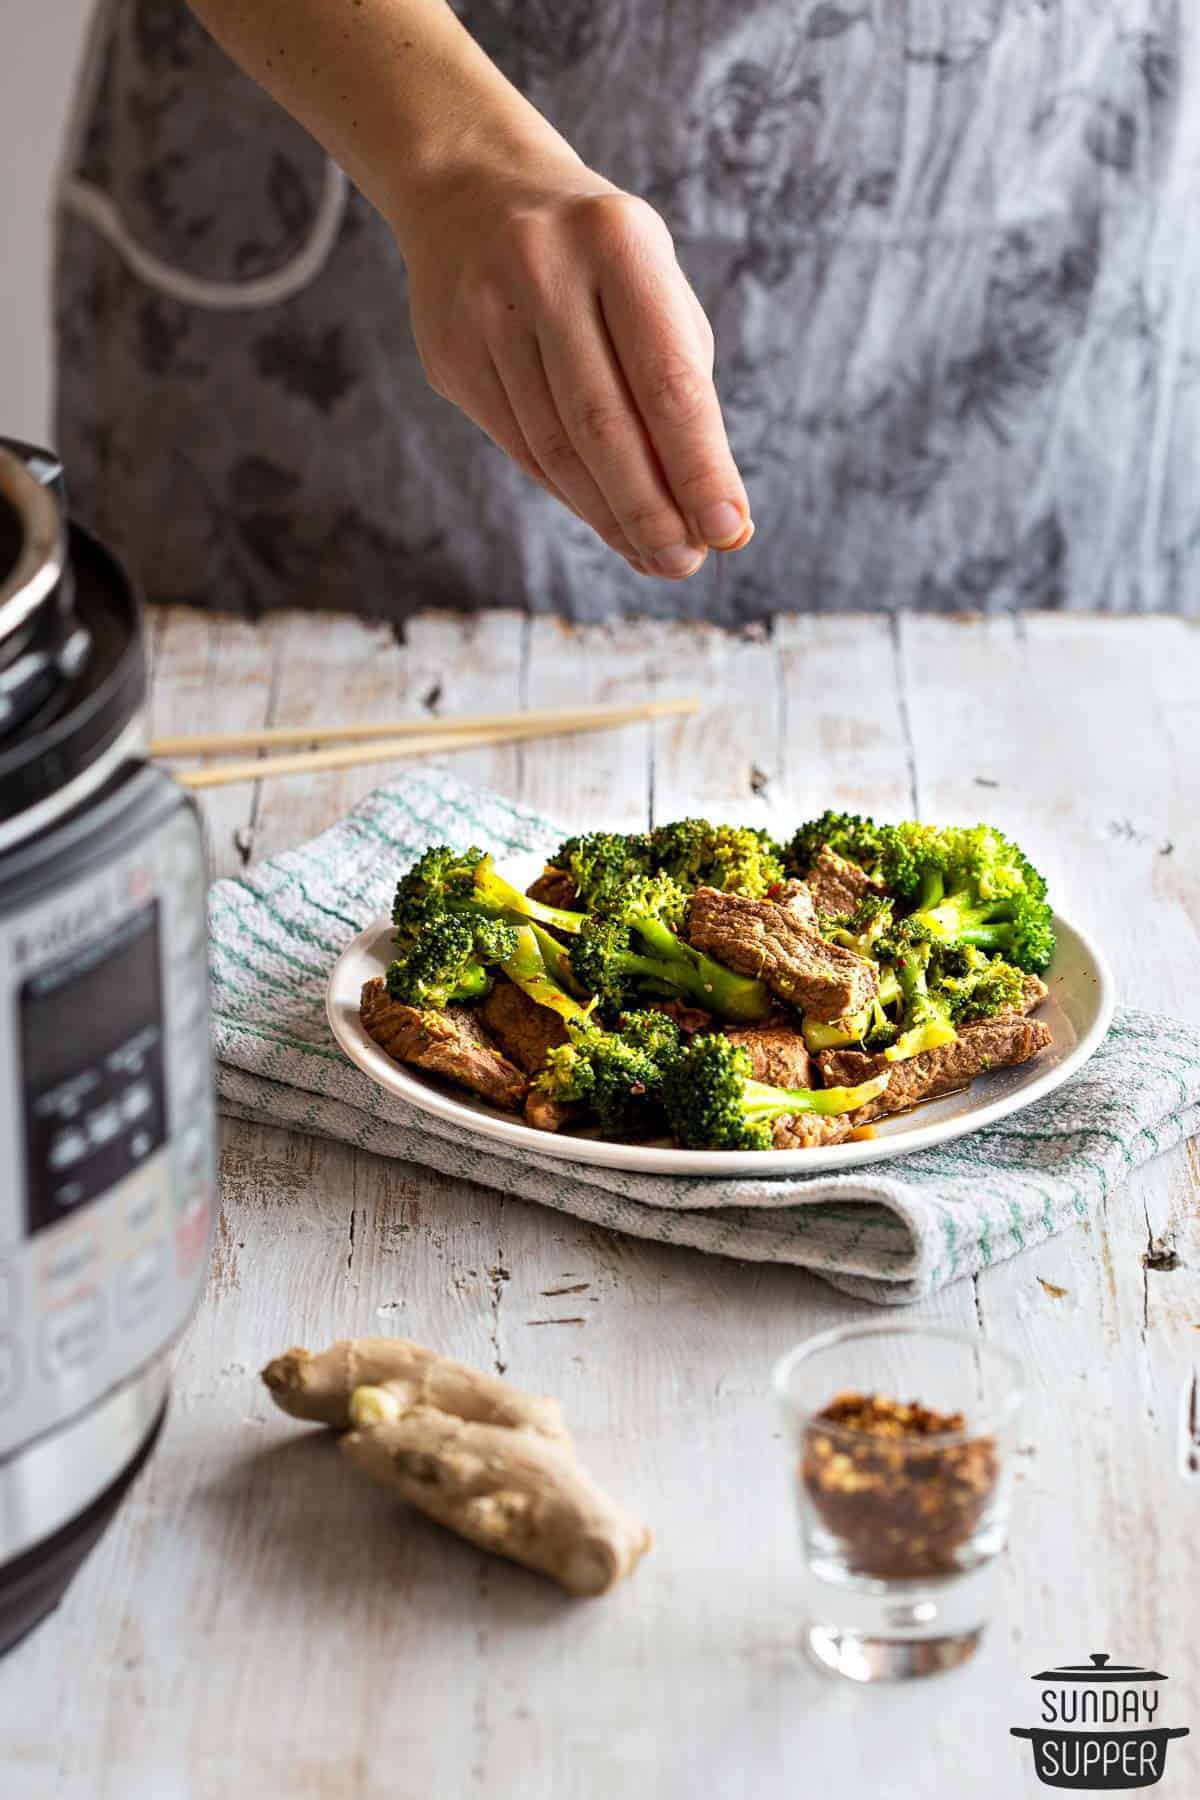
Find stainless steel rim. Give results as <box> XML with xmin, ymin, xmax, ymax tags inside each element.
<box><xmin>0</xmin><ymin>709</ymin><xmax>147</xmax><ymax>856</ymax></box>
<box><xmin>0</xmin><ymin>447</ymin><xmax>65</xmax><ymax>650</ymax></box>
<box><xmin>0</xmin><ymin>1355</ymin><xmax>170</xmax><ymax>1563</ymax></box>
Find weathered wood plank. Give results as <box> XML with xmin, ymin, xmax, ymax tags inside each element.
<box><xmin>148</xmin><ymin>606</ymin><xmax>275</xmax><ymax>881</ymax></box>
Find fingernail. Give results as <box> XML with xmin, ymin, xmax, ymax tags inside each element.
<box><xmin>653</xmin><ymin>544</ymin><xmax>705</xmax><ymax>578</ymax></box>
<box><xmin>697</xmin><ymin>501</ymin><xmax>746</xmax><ymax>547</ymax></box>
<box><xmin>717</xmin><ymin>518</ymin><xmax>755</xmax><ymax>553</ymax></box>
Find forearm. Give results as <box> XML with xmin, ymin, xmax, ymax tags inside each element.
<box><xmin>187</xmin><ymin>0</ymin><xmax>577</xmax><ymax>242</ymax></box>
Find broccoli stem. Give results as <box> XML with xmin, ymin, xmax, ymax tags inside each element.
<box><xmin>915</xmin><ymin>868</ymin><xmax>946</xmax><ymax>909</ymax></box>
<box><xmin>625</xmin><ymin>914</ymin><xmax>771</xmax><ymax>1022</ymax></box>
<box><xmin>884</xmin><ymin>1019</ymin><xmax>957</xmax><ymax>1063</ymax></box>
<box><xmin>803</xmin><ymin>1007</ymin><xmax>871</xmax><ymax>1052</ymax></box>
<box><xmin>529</xmin><ymin>923</ymin><xmax>583</xmax><ymax>995</ymax></box>
<box><xmin>465</xmin><ymin>866</ymin><xmax>586</xmax><ymax>935</ymax></box>
<box><xmin>450</xmin><ymin>964</ymin><xmax>493</xmax><ymax>1004</ymax></box>
<box><xmin>501</xmin><ymin>928</ymin><xmax>595</xmax><ymax>1026</ymax></box>
<box><xmin>741</xmin><ymin>1075</ymin><xmax>890</xmax><ymax>1120</ymax></box>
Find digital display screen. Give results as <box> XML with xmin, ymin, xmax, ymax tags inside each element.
<box><xmin>21</xmin><ymin>901</ymin><xmax>166</xmax><ymax>1234</ymax></box>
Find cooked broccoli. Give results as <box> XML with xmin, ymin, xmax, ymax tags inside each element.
<box><xmin>649</xmin><ymin>818</ymin><xmax>786</xmax><ymax>900</ymax></box>
<box><xmin>937</xmin><ymin>948</ymin><xmax>1027</xmax><ymax>1024</ymax></box>
<box><xmin>787</xmin><ymin>810</ymin><xmax>887</xmax><ymax>877</ymax></box>
<box><xmin>899</xmin><ymin>825</ymin><xmax>1055</xmax><ymax>972</ymax></box>
<box><xmin>821</xmin><ymin>890</ymin><xmax>895</xmax><ymax>956</ymax></box>
<box><xmin>661</xmin><ymin>1034</ymin><xmax>889</xmax><ymax>1151</ymax></box>
<box><xmin>550</xmin><ymin>829</ymin><xmax>654</xmax><ymax>911</ymax></box>
<box><xmin>500</xmin><ymin>926</ymin><xmax>597</xmax><ymax>1026</ymax></box>
<box><xmin>392</xmin><ymin>845</ymin><xmax>586</xmax><ymax>941</ymax></box>
<box><xmin>385</xmin><ymin>913</ymin><xmax>517</xmax><ymax>1009</ymax></box>
<box><xmin>499</xmin><ymin>929</ymin><xmax>680</xmax><ymax>1132</ymax></box>
<box><xmin>533</xmin><ymin>1009</ymin><xmax>682</xmax><ymax>1133</ymax></box>
<box><xmin>795</xmin><ymin>817</ymin><xmax>1055</xmax><ymax>973</ymax></box>
<box><xmin>566</xmin><ymin>872</ymin><xmax>771</xmax><ymax>1023</ymax></box>
<box><xmin>615</xmin><ymin>1008</ymin><xmax>685</xmax><ymax>1062</ymax></box>
<box><xmin>888</xmin><ymin>942</ymin><xmax>959</xmax><ymax>1061</ymax></box>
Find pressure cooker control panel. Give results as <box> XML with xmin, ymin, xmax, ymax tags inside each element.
<box><xmin>0</xmin><ymin>796</ymin><xmax>215</xmax><ymax>1462</ymax></box>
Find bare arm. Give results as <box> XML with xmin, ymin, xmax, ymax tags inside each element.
<box><xmin>189</xmin><ymin>0</ymin><xmax>753</xmax><ymax>577</ymax></box>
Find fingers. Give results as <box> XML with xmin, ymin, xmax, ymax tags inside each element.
<box><xmin>533</xmin><ymin>289</ymin><xmax>713</xmax><ymax>579</ymax></box>
<box><xmin>458</xmin><ymin>352</ymin><xmax>652</xmax><ymax>575</ymax></box>
<box><xmin>481</xmin><ymin>322</ymin><xmax>657</xmax><ymax>571</ymax></box>
<box><xmin>600</xmin><ymin>241</ymin><xmax>752</xmax><ymax>554</ymax></box>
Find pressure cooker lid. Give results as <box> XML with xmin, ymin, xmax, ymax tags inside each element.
<box><xmin>0</xmin><ymin>443</ymin><xmax>92</xmax><ymax>741</ymax></box>
<box><xmin>1032</xmin><ymin>1653</ymin><xmax>1166</xmax><ymax>1683</ymax></box>
<box><xmin>0</xmin><ymin>449</ymin><xmax>145</xmax><ymax>826</ymax></box>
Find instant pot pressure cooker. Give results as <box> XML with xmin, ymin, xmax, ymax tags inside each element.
<box><xmin>0</xmin><ymin>438</ymin><xmax>215</xmax><ymax>1655</ymax></box>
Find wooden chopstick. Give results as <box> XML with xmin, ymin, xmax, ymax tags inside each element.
<box><xmin>151</xmin><ymin>696</ymin><xmax>697</xmax><ymax>759</ymax></box>
<box><xmin>173</xmin><ymin>701</ymin><xmax>698</xmax><ymax>790</ymax></box>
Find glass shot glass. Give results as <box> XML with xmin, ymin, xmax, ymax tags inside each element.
<box><xmin>773</xmin><ymin>1322</ymin><xmax>1025</xmax><ymax>1683</ymax></box>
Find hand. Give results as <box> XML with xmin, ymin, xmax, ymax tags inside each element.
<box><xmin>396</xmin><ymin>155</ymin><xmax>753</xmax><ymax>579</ymax></box>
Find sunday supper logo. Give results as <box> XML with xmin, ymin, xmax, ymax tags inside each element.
<box><xmin>1011</xmin><ymin>1653</ymin><xmax>1190</xmax><ymax>1790</ymax></box>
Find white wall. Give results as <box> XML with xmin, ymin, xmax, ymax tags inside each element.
<box><xmin>0</xmin><ymin>1</ymin><xmax>95</xmax><ymax>441</ymax></box>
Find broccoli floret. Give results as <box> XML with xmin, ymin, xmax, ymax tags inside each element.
<box><xmin>822</xmin><ymin>890</ymin><xmax>896</xmax><ymax>956</ymax></box>
<box><xmin>787</xmin><ymin>810</ymin><xmax>886</xmax><ymax>877</ymax></box>
<box><xmin>567</xmin><ymin>875</ymin><xmax>771</xmax><ymax>1023</ymax></box>
<box><xmin>616</xmin><ymin>1008</ymin><xmax>686</xmax><ymax>1062</ymax></box>
<box><xmin>661</xmin><ymin>1034</ymin><xmax>889</xmax><ymax>1151</ymax></box>
<box><xmin>551</xmin><ymin>830</ymin><xmax>654</xmax><ymax>912</ymax></box>
<box><xmin>533</xmin><ymin>1010</ymin><xmax>682</xmax><ymax>1134</ymax></box>
<box><xmin>900</xmin><ymin>825</ymin><xmax>1054</xmax><ymax>973</ymax></box>
<box><xmin>939</xmin><ymin>954</ymin><xmax>1027</xmax><ymax>1025</ymax></box>
<box><xmin>385</xmin><ymin>914</ymin><xmax>517</xmax><ymax>1009</ymax></box>
<box><xmin>649</xmin><ymin>818</ymin><xmax>786</xmax><ymax>900</ymax></box>
<box><xmin>886</xmin><ymin>942</ymin><xmax>959</xmax><ymax>1061</ymax></box>
<box><xmin>392</xmin><ymin>845</ymin><xmax>586</xmax><ymax>941</ymax></box>
<box><xmin>503</xmin><ymin>932</ymin><xmax>681</xmax><ymax>1134</ymax></box>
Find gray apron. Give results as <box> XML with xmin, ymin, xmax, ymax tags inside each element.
<box><xmin>55</xmin><ymin>0</ymin><xmax>1198</xmax><ymax>623</ymax></box>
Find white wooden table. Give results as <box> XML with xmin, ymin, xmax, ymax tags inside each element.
<box><xmin>5</xmin><ymin>608</ymin><xmax>1199</xmax><ymax>1800</ymax></box>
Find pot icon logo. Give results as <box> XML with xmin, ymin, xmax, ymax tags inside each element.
<box><xmin>1011</xmin><ymin>1653</ymin><xmax>1190</xmax><ymax>1789</ymax></box>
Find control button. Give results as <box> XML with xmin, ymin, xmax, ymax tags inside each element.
<box><xmin>123</xmin><ymin>1165</ymin><xmax>166</xmax><ymax>1238</ymax></box>
<box><xmin>49</xmin><ymin>1128</ymin><xmax>89</xmax><ymax>1171</ymax></box>
<box><xmin>118</xmin><ymin>1240</ymin><xmax>166</xmax><ymax>1329</ymax></box>
<box><xmin>121</xmin><ymin>1082</ymin><xmax>154</xmax><ymax>1123</ymax></box>
<box><xmin>40</xmin><ymin>1224</ymin><xmax>103</xmax><ymax>1306</ymax></box>
<box><xmin>41</xmin><ymin>1292</ymin><xmax>105</xmax><ymax>1377</ymax></box>
<box><xmin>130</xmin><ymin>1130</ymin><xmax>152</xmax><ymax>1161</ymax></box>
<box><xmin>179</xmin><ymin>1121</ymin><xmax>210</xmax><ymax>1183</ymax></box>
<box><xmin>87</xmin><ymin>1103</ymin><xmax>123</xmax><ymax>1147</ymax></box>
<box><xmin>0</xmin><ymin>1337</ymin><xmax>20</xmax><ymax>1410</ymax></box>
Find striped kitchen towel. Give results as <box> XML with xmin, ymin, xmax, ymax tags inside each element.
<box><xmin>207</xmin><ymin>769</ymin><xmax>1200</xmax><ymax>1303</ymax></box>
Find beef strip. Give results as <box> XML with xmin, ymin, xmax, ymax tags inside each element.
<box><xmin>360</xmin><ymin>979</ymin><xmax>527</xmax><ymax>1112</ymax></box>
<box><xmin>818</xmin><ymin>1013</ymin><xmax>1053</xmax><ymax>1122</ymax></box>
<box><xmin>804</xmin><ymin>845</ymin><xmax>877</xmax><ymax>919</ymax></box>
<box><xmin>686</xmin><ymin>885</ymin><xmax>878</xmax><ymax>1022</ymax></box>
<box><xmin>723</xmin><ymin>1022</ymin><xmax>815</xmax><ymax>1090</ymax></box>
<box><xmin>478</xmin><ymin>976</ymin><xmax>568</xmax><ymax>1074</ymax></box>
<box><xmin>771</xmin><ymin>1114</ymin><xmax>857</xmax><ymax>1151</ymax></box>
<box><xmin>526</xmin><ymin>867</ymin><xmax>579</xmax><ymax>910</ymax></box>
<box><xmin>772</xmin><ymin>879</ymin><xmax>818</xmax><ymax>925</ymax></box>
<box><xmin>1020</xmin><ymin>973</ymin><xmax>1049</xmax><ymax>1014</ymax></box>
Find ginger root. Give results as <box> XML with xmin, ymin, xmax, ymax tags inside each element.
<box><xmin>261</xmin><ymin>1337</ymin><xmax>568</xmax><ymax>1441</ymax></box>
<box><xmin>261</xmin><ymin>1339</ymin><xmax>651</xmax><ymax>1597</ymax></box>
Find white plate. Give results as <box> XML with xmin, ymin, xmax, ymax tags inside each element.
<box><xmin>325</xmin><ymin>852</ymin><xmax>1115</xmax><ymax>1176</ymax></box>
